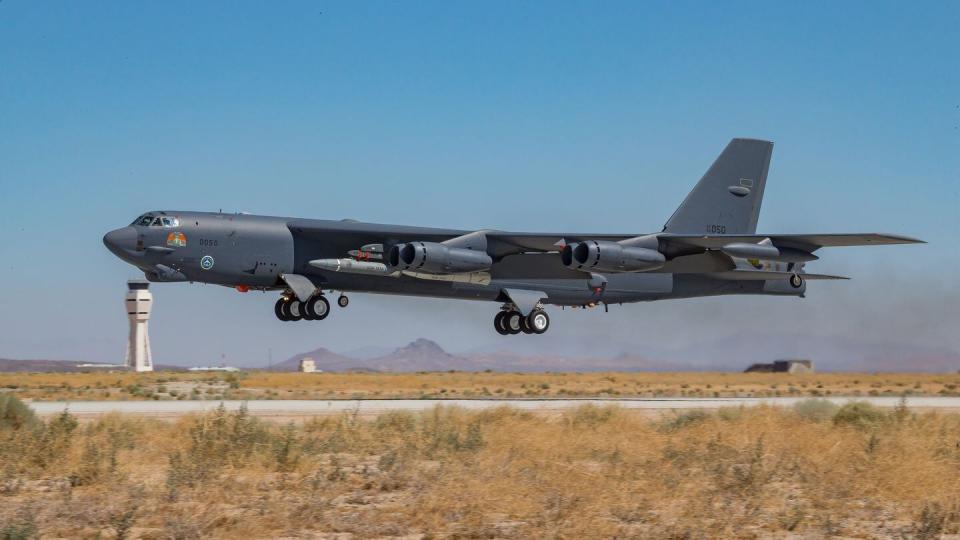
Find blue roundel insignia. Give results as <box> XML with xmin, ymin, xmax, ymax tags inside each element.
<box><xmin>200</xmin><ymin>255</ymin><xmax>215</xmax><ymax>270</ymax></box>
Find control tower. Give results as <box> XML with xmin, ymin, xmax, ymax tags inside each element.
<box><xmin>125</xmin><ymin>280</ymin><xmax>153</xmax><ymax>372</ymax></box>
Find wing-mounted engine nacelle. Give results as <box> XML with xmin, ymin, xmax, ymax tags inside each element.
<box><xmin>388</xmin><ymin>241</ymin><xmax>493</xmax><ymax>274</ymax></box>
<box><xmin>561</xmin><ymin>239</ymin><xmax>665</xmax><ymax>272</ymax></box>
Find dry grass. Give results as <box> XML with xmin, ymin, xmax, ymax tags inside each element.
<box><xmin>1</xmin><ymin>397</ymin><xmax>959</xmax><ymax>539</ymax></box>
<box><xmin>3</xmin><ymin>371</ymin><xmax>960</xmax><ymax>402</ymax></box>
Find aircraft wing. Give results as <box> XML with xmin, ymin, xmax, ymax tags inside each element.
<box><xmin>659</xmin><ymin>233</ymin><xmax>924</xmax><ymax>251</ymax></box>
<box><xmin>485</xmin><ymin>232</ymin><xmax>635</xmax><ymax>253</ymax></box>
<box><xmin>287</xmin><ymin>221</ymin><xmax>922</xmax><ymax>260</ymax></box>
<box><xmin>713</xmin><ymin>270</ymin><xmax>850</xmax><ymax>281</ymax></box>
<box><xmin>486</xmin><ymin>232</ymin><xmax>923</xmax><ymax>256</ymax></box>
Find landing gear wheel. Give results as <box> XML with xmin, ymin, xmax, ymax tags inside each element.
<box><xmin>274</xmin><ymin>298</ymin><xmax>291</xmax><ymax>322</ymax></box>
<box><xmin>520</xmin><ymin>317</ymin><xmax>535</xmax><ymax>334</ymax></box>
<box><xmin>494</xmin><ymin>311</ymin><xmax>510</xmax><ymax>335</ymax></box>
<box><xmin>527</xmin><ymin>310</ymin><xmax>550</xmax><ymax>334</ymax></box>
<box><xmin>337</xmin><ymin>295</ymin><xmax>349</xmax><ymax>308</ymax></box>
<box><xmin>287</xmin><ymin>299</ymin><xmax>305</xmax><ymax>321</ymax></box>
<box><xmin>504</xmin><ymin>311</ymin><xmax>524</xmax><ymax>335</ymax></box>
<box><xmin>789</xmin><ymin>274</ymin><xmax>804</xmax><ymax>288</ymax></box>
<box><xmin>306</xmin><ymin>295</ymin><xmax>330</xmax><ymax>320</ymax></box>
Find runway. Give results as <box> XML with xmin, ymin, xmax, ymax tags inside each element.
<box><xmin>26</xmin><ymin>396</ymin><xmax>960</xmax><ymax>419</ymax></box>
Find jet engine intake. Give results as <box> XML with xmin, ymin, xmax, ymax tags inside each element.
<box><xmin>562</xmin><ymin>240</ymin><xmax>665</xmax><ymax>272</ymax></box>
<box><xmin>388</xmin><ymin>241</ymin><xmax>492</xmax><ymax>274</ymax></box>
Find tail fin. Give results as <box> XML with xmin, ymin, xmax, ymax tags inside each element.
<box><xmin>663</xmin><ymin>138</ymin><xmax>773</xmax><ymax>234</ymax></box>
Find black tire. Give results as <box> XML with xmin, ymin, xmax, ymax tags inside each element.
<box><xmin>337</xmin><ymin>295</ymin><xmax>349</xmax><ymax>308</ymax></box>
<box><xmin>301</xmin><ymin>300</ymin><xmax>317</xmax><ymax>320</ymax></box>
<box><xmin>527</xmin><ymin>310</ymin><xmax>550</xmax><ymax>334</ymax></box>
<box><xmin>306</xmin><ymin>296</ymin><xmax>330</xmax><ymax>320</ymax></box>
<box><xmin>505</xmin><ymin>311</ymin><xmax>523</xmax><ymax>335</ymax></box>
<box><xmin>520</xmin><ymin>316</ymin><xmax>534</xmax><ymax>334</ymax></box>
<box><xmin>789</xmin><ymin>274</ymin><xmax>803</xmax><ymax>288</ymax></box>
<box><xmin>494</xmin><ymin>311</ymin><xmax>510</xmax><ymax>335</ymax></box>
<box><xmin>287</xmin><ymin>299</ymin><xmax>304</xmax><ymax>321</ymax></box>
<box><xmin>274</xmin><ymin>298</ymin><xmax>291</xmax><ymax>321</ymax></box>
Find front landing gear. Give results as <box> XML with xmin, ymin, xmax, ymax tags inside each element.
<box><xmin>305</xmin><ymin>295</ymin><xmax>330</xmax><ymax>320</ymax></box>
<box><xmin>494</xmin><ymin>306</ymin><xmax>550</xmax><ymax>335</ymax></box>
<box><xmin>274</xmin><ymin>297</ymin><xmax>305</xmax><ymax>322</ymax></box>
<box><xmin>275</xmin><ymin>294</ymin><xmax>329</xmax><ymax>322</ymax></box>
<box><xmin>526</xmin><ymin>310</ymin><xmax>550</xmax><ymax>334</ymax></box>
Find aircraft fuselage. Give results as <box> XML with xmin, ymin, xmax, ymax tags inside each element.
<box><xmin>104</xmin><ymin>210</ymin><xmax>798</xmax><ymax>308</ymax></box>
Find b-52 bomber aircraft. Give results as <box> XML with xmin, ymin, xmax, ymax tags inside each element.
<box><xmin>104</xmin><ymin>138</ymin><xmax>922</xmax><ymax>335</ymax></box>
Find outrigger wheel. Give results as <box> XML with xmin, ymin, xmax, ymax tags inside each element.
<box><xmin>789</xmin><ymin>274</ymin><xmax>804</xmax><ymax>288</ymax></box>
<box><xmin>337</xmin><ymin>294</ymin><xmax>349</xmax><ymax>308</ymax></box>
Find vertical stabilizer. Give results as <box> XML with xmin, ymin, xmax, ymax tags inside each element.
<box><xmin>663</xmin><ymin>138</ymin><xmax>773</xmax><ymax>234</ymax></box>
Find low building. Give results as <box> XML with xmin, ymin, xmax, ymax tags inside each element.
<box><xmin>745</xmin><ymin>359</ymin><xmax>814</xmax><ymax>374</ymax></box>
<box><xmin>299</xmin><ymin>358</ymin><xmax>317</xmax><ymax>373</ymax></box>
<box><xmin>188</xmin><ymin>366</ymin><xmax>241</xmax><ymax>372</ymax></box>
<box><xmin>76</xmin><ymin>363</ymin><xmax>125</xmax><ymax>369</ymax></box>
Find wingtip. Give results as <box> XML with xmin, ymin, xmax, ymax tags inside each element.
<box><xmin>879</xmin><ymin>233</ymin><xmax>926</xmax><ymax>244</ymax></box>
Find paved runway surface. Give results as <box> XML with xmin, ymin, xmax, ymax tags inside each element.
<box><xmin>27</xmin><ymin>396</ymin><xmax>960</xmax><ymax>419</ymax></box>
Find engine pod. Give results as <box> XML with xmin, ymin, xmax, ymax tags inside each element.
<box><xmin>389</xmin><ymin>241</ymin><xmax>493</xmax><ymax>274</ymax></box>
<box><xmin>564</xmin><ymin>240</ymin><xmax>665</xmax><ymax>272</ymax></box>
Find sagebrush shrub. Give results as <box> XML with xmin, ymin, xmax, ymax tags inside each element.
<box><xmin>0</xmin><ymin>395</ymin><xmax>36</xmax><ymax>431</ymax></box>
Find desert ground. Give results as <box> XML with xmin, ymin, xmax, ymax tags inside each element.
<box><xmin>4</xmin><ymin>372</ymin><xmax>960</xmax><ymax>538</ymax></box>
<box><xmin>3</xmin><ymin>371</ymin><xmax>960</xmax><ymax>402</ymax></box>
<box><xmin>1</xmin><ymin>394</ymin><xmax>959</xmax><ymax>539</ymax></box>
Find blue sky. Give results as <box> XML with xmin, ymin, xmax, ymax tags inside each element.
<box><xmin>0</xmin><ymin>1</ymin><xmax>957</xmax><ymax>367</ymax></box>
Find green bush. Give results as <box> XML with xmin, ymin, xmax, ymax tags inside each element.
<box><xmin>833</xmin><ymin>401</ymin><xmax>886</xmax><ymax>430</ymax></box>
<box><xmin>793</xmin><ymin>398</ymin><xmax>839</xmax><ymax>422</ymax></box>
<box><xmin>0</xmin><ymin>395</ymin><xmax>37</xmax><ymax>431</ymax></box>
<box><xmin>660</xmin><ymin>410</ymin><xmax>710</xmax><ymax>432</ymax></box>
<box><xmin>564</xmin><ymin>404</ymin><xmax>619</xmax><ymax>427</ymax></box>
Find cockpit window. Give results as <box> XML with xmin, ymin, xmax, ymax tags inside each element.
<box><xmin>133</xmin><ymin>214</ymin><xmax>154</xmax><ymax>226</ymax></box>
<box><xmin>132</xmin><ymin>214</ymin><xmax>180</xmax><ymax>227</ymax></box>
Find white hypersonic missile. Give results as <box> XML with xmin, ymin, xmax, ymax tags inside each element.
<box><xmin>309</xmin><ymin>258</ymin><xmax>397</xmax><ymax>276</ymax></box>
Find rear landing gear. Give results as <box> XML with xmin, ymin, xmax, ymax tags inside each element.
<box><xmin>494</xmin><ymin>306</ymin><xmax>549</xmax><ymax>335</ymax></box>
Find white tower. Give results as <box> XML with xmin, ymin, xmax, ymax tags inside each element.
<box><xmin>125</xmin><ymin>280</ymin><xmax>153</xmax><ymax>372</ymax></box>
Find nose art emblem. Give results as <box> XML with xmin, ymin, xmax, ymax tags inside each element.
<box><xmin>166</xmin><ymin>232</ymin><xmax>187</xmax><ymax>247</ymax></box>
<box><xmin>200</xmin><ymin>255</ymin><xmax>215</xmax><ymax>270</ymax></box>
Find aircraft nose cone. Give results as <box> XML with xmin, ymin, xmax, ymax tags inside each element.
<box><xmin>103</xmin><ymin>226</ymin><xmax>137</xmax><ymax>257</ymax></box>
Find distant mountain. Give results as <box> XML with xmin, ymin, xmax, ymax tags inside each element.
<box><xmin>367</xmin><ymin>338</ymin><xmax>481</xmax><ymax>372</ymax></box>
<box><xmin>275</xmin><ymin>334</ymin><xmax>960</xmax><ymax>373</ymax></box>
<box><xmin>277</xmin><ymin>339</ymin><xmax>668</xmax><ymax>373</ymax></box>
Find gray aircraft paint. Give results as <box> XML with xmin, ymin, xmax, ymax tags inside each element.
<box><xmin>103</xmin><ymin>139</ymin><xmax>922</xmax><ymax>332</ymax></box>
